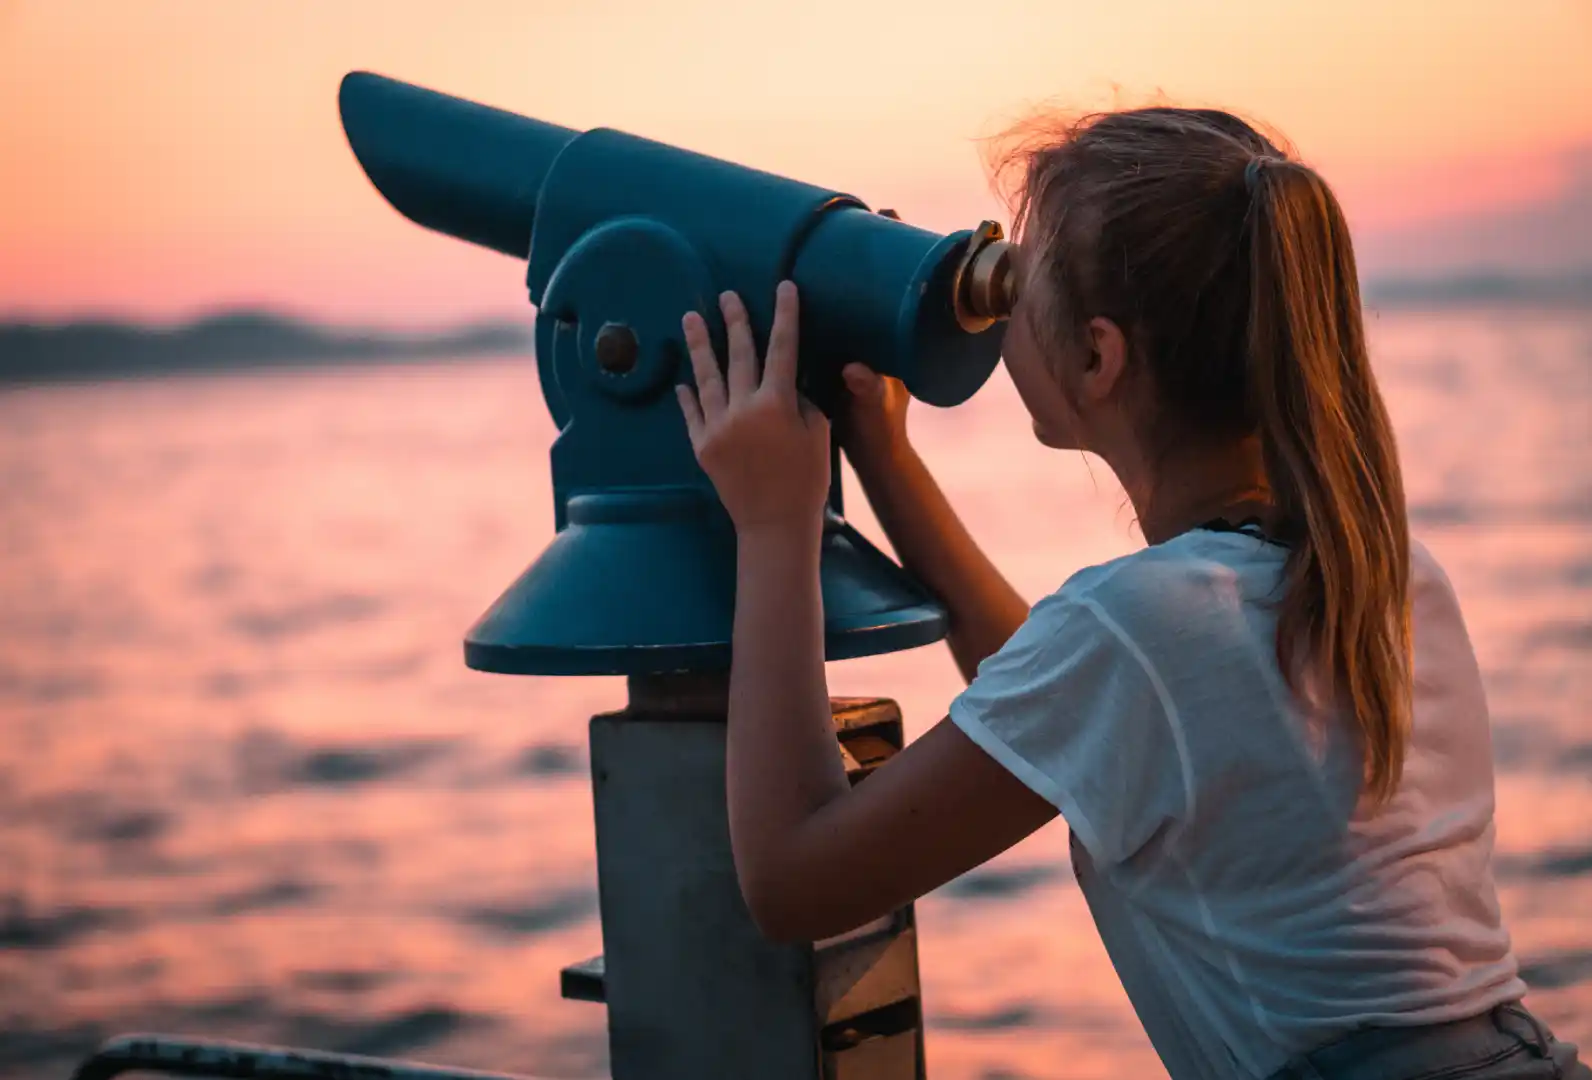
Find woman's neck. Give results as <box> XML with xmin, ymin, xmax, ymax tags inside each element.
<box><xmin>1117</xmin><ymin>434</ymin><xmax>1274</xmax><ymax>546</ymax></box>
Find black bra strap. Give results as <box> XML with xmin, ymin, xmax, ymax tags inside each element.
<box><xmin>1197</xmin><ymin>516</ymin><xmax>1288</xmax><ymax>547</ymax></box>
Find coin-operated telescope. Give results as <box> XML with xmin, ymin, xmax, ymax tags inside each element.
<box><xmin>338</xmin><ymin>71</ymin><xmax>1015</xmax><ymax>674</ymax></box>
<box><xmin>340</xmin><ymin>71</ymin><xmax>1017</xmax><ymax>1079</ymax></box>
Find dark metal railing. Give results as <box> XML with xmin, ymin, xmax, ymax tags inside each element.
<box><xmin>68</xmin><ymin>1034</ymin><xmax>555</xmax><ymax>1080</ymax></box>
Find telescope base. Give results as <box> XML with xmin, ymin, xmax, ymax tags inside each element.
<box><xmin>578</xmin><ymin>677</ymin><xmax>927</xmax><ymax>1079</ymax></box>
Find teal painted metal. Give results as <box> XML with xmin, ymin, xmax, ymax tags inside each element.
<box><xmin>338</xmin><ymin>71</ymin><xmax>1010</xmax><ymax>675</ymax></box>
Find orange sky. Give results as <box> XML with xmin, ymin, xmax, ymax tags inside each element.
<box><xmin>2</xmin><ymin>0</ymin><xmax>1590</xmax><ymax>326</ymax></box>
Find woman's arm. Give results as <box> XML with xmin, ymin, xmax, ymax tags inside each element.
<box><xmin>678</xmin><ymin>286</ymin><xmax>1057</xmax><ymax>942</ymax></box>
<box><xmin>841</xmin><ymin>367</ymin><xmax>1029</xmax><ymax>682</ymax></box>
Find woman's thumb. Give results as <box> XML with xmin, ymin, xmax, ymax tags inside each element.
<box><xmin>841</xmin><ymin>363</ymin><xmax>884</xmax><ymax>402</ymax></box>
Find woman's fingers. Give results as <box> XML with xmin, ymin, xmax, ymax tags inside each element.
<box><xmin>721</xmin><ymin>291</ymin><xmax>759</xmax><ymax>403</ymax></box>
<box><xmin>763</xmin><ymin>281</ymin><xmax>800</xmax><ymax>401</ymax></box>
<box><xmin>676</xmin><ymin>384</ymin><xmax>705</xmax><ymax>445</ymax></box>
<box><xmin>684</xmin><ymin>284</ymin><xmax>804</xmax><ymax>432</ymax></box>
<box><xmin>681</xmin><ymin>310</ymin><xmax>725</xmax><ymax>421</ymax></box>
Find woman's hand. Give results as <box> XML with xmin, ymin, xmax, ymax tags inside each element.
<box><xmin>838</xmin><ymin>362</ymin><xmax>911</xmax><ymax>475</ymax></box>
<box><xmin>677</xmin><ymin>282</ymin><xmax>830</xmax><ymax>539</ymax></box>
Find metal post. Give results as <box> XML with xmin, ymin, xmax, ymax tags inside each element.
<box><xmin>562</xmin><ymin>677</ymin><xmax>926</xmax><ymax>1079</ymax></box>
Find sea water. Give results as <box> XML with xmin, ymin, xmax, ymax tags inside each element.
<box><xmin>1</xmin><ymin>308</ymin><xmax>1587</xmax><ymax>1079</ymax></box>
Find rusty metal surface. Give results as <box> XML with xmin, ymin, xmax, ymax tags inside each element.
<box><xmin>815</xmin><ymin>926</ymin><xmax>921</xmax><ymax>1027</ymax></box>
<box><xmin>823</xmin><ymin>1029</ymin><xmax>920</xmax><ymax>1080</ymax></box>
<box><xmin>829</xmin><ymin>697</ymin><xmax>901</xmax><ymax>732</ymax></box>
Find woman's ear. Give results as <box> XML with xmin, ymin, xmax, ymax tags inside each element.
<box><xmin>1083</xmin><ymin>317</ymin><xmax>1128</xmax><ymax>401</ymax></box>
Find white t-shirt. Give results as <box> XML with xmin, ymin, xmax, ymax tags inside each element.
<box><xmin>948</xmin><ymin>528</ymin><xmax>1526</xmax><ymax>1080</ymax></box>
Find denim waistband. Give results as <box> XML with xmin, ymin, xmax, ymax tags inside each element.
<box><xmin>1266</xmin><ymin>1002</ymin><xmax>1558</xmax><ymax>1080</ymax></box>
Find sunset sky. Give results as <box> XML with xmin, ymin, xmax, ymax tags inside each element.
<box><xmin>2</xmin><ymin>0</ymin><xmax>1589</xmax><ymax>328</ymax></box>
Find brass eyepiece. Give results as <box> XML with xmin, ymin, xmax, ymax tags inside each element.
<box><xmin>952</xmin><ymin>221</ymin><xmax>1017</xmax><ymax>333</ymax></box>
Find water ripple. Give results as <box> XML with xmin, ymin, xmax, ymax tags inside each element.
<box><xmin>931</xmin><ymin>1003</ymin><xmax>1045</xmax><ymax>1032</ymax></box>
<box><xmin>290</xmin><ymin>969</ymin><xmax>400</xmax><ymax>995</ymax></box>
<box><xmin>207</xmin><ymin>878</ymin><xmax>322</xmax><ymax>918</ymax></box>
<box><xmin>1520</xmin><ymin>950</ymin><xmax>1592</xmax><ymax>992</ymax></box>
<box><xmin>228</xmin><ymin>594</ymin><xmax>385</xmax><ymax>642</ymax></box>
<box><xmin>457</xmin><ymin>889</ymin><xmax>597</xmax><ymax>938</ymax></box>
<box><xmin>512</xmin><ymin>743</ymin><xmax>585</xmax><ymax>778</ymax></box>
<box><xmin>0</xmin><ymin>900</ymin><xmax>139</xmax><ymax>950</ymax></box>
<box><xmin>1497</xmin><ymin>846</ymin><xmax>1592</xmax><ymax>883</ymax></box>
<box><xmin>235</xmin><ymin>730</ymin><xmax>459</xmax><ymax>791</ymax></box>
<box><xmin>937</xmin><ymin>864</ymin><xmax>1062</xmax><ymax>902</ymax></box>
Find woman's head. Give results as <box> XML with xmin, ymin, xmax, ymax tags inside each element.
<box><xmin>997</xmin><ymin>108</ymin><xmax>1277</xmax><ymax>454</ymax></box>
<box><xmin>994</xmin><ymin>106</ymin><xmax>1414</xmax><ymax>804</ymax></box>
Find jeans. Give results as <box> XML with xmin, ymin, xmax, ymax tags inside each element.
<box><xmin>1266</xmin><ymin>1003</ymin><xmax>1590</xmax><ymax>1080</ymax></box>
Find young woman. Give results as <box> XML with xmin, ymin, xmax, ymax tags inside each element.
<box><xmin>674</xmin><ymin>107</ymin><xmax>1586</xmax><ymax>1080</ymax></box>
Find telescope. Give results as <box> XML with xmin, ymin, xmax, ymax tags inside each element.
<box><xmin>337</xmin><ymin>72</ymin><xmax>1022</xmax><ymax>1079</ymax></box>
<box><xmin>338</xmin><ymin>71</ymin><xmax>1016</xmax><ymax>677</ymax></box>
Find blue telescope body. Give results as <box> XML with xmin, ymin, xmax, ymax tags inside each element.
<box><xmin>339</xmin><ymin>72</ymin><xmax>1016</xmax><ymax>675</ymax></box>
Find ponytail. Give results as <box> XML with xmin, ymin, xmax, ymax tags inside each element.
<box><xmin>1245</xmin><ymin>158</ymin><xmax>1413</xmax><ymax>805</ymax></box>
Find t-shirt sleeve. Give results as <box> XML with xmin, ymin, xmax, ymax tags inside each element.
<box><xmin>948</xmin><ymin>591</ymin><xmax>1192</xmax><ymax>869</ymax></box>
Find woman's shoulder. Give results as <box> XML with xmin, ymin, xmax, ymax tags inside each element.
<box><xmin>1043</xmin><ymin>531</ymin><xmax>1468</xmax><ymax>638</ymax></box>
<box><xmin>1049</xmin><ymin>529</ymin><xmax>1285</xmax><ymax>613</ymax></box>
<box><xmin>1407</xmin><ymin>536</ymin><xmax>1482</xmax><ymax>656</ymax></box>
<box><xmin>1408</xmin><ymin>535</ymin><xmax>1462</xmax><ymax>604</ymax></box>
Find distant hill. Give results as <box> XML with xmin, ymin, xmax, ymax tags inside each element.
<box><xmin>1363</xmin><ymin>270</ymin><xmax>1592</xmax><ymax>310</ymax></box>
<box><xmin>0</xmin><ymin>311</ymin><xmax>533</xmax><ymax>385</ymax></box>
<box><xmin>3</xmin><ymin>277</ymin><xmax>1584</xmax><ymax>389</ymax></box>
